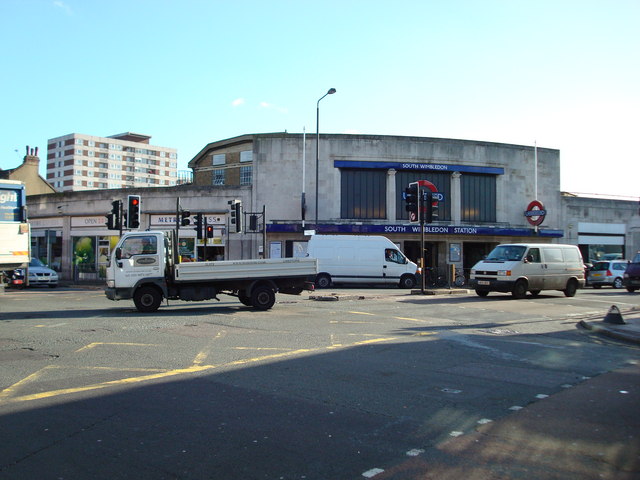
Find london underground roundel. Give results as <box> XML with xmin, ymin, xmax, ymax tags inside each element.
<box><xmin>524</xmin><ymin>200</ymin><xmax>546</xmax><ymax>226</ymax></box>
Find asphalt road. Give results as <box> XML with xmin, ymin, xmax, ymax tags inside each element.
<box><xmin>0</xmin><ymin>286</ymin><xmax>639</xmax><ymax>479</ymax></box>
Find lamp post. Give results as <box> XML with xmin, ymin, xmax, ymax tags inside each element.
<box><xmin>315</xmin><ymin>87</ymin><xmax>336</xmax><ymax>225</ymax></box>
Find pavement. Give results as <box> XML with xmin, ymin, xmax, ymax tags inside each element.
<box><xmin>373</xmin><ymin>361</ymin><xmax>640</xmax><ymax>480</ymax></box>
<box><xmin>578</xmin><ymin>304</ymin><xmax>640</xmax><ymax>345</ymax></box>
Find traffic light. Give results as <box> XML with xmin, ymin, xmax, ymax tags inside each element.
<box><xmin>249</xmin><ymin>214</ymin><xmax>258</xmax><ymax>232</ymax></box>
<box><xmin>424</xmin><ymin>191</ymin><xmax>439</xmax><ymax>223</ymax></box>
<box><xmin>193</xmin><ymin>213</ymin><xmax>203</xmax><ymax>239</ymax></box>
<box><xmin>127</xmin><ymin>195</ymin><xmax>141</xmax><ymax>229</ymax></box>
<box><xmin>229</xmin><ymin>200</ymin><xmax>242</xmax><ymax>233</ymax></box>
<box><xmin>106</xmin><ymin>200</ymin><xmax>122</xmax><ymax>230</ymax></box>
<box><xmin>180</xmin><ymin>209</ymin><xmax>191</xmax><ymax>227</ymax></box>
<box><xmin>206</xmin><ymin>225</ymin><xmax>214</xmax><ymax>238</ymax></box>
<box><xmin>404</xmin><ymin>183</ymin><xmax>419</xmax><ymax>223</ymax></box>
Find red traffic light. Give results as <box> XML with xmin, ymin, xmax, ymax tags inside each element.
<box><xmin>131</xmin><ymin>198</ymin><xmax>140</xmax><ymax>206</ymax></box>
<box><xmin>206</xmin><ymin>225</ymin><xmax>214</xmax><ymax>238</ymax></box>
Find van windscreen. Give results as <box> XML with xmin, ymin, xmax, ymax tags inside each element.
<box><xmin>486</xmin><ymin>245</ymin><xmax>526</xmax><ymax>262</ymax></box>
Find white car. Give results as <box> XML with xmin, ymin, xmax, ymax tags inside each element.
<box><xmin>23</xmin><ymin>258</ymin><xmax>59</xmax><ymax>288</ymax></box>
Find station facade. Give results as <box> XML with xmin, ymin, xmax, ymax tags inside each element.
<box><xmin>26</xmin><ymin>133</ymin><xmax>639</xmax><ymax>282</ymax></box>
<box><xmin>189</xmin><ymin>133</ymin><xmax>564</xmax><ymax>278</ymax></box>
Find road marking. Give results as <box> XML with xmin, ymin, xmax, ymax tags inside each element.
<box><xmin>406</xmin><ymin>448</ymin><xmax>425</xmax><ymax>456</ymax></box>
<box><xmin>0</xmin><ymin>367</ymin><xmax>51</xmax><ymax>398</ymax></box>
<box><xmin>1</xmin><ymin>336</ymin><xmax>399</xmax><ymax>405</ymax></box>
<box><xmin>75</xmin><ymin>342</ymin><xmax>160</xmax><ymax>352</ymax></box>
<box><xmin>4</xmin><ymin>365</ymin><xmax>216</xmax><ymax>404</ymax></box>
<box><xmin>393</xmin><ymin>316</ymin><xmax>426</xmax><ymax>322</ymax></box>
<box><xmin>349</xmin><ymin>311</ymin><xmax>376</xmax><ymax>316</ymax></box>
<box><xmin>362</xmin><ymin>468</ymin><xmax>384</xmax><ymax>478</ymax></box>
<box><xmin>34</xmin><ymin>323</ymin><xmax>68</xmax><ymax>328</ymax></box>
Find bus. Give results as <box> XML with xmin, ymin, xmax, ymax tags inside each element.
<box><xmin>0</xmin><ymin>180</ymin><xmax>29</xmax><ymax>286</ymax></box>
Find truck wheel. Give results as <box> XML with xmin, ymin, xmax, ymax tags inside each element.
<box><xmin>315</xmin><ymin>274</ymin><xmax>331</xmax><ymax>289</ymax></box>
<box><xmin>399</xmin><ymin>274</ymin><xmax>416</xmax><ymax>289</ymax></box>
<box><xmin>563</xmin><ymin>279</ymin><xmax>578</xmax><ymax>297</ymax></box>
<box><xmin>134</xmin><ymin>286</ymin><xmax>162</xmax><ymax>313</ymax></box>
<box><xmin>512</xmin><ymin>280</ymin><xmax>527</xmax><ymax>299</ymax></box>
<box><xmin>251</xmin><ymin>286</ymin><xmax>276</xmax><ymax>310</ymax></box>
<box><xmin>238</xmin><ymin>291</ymin><xmax>252</xmax><ymax>306</ymax></box>
<box><xmin>475</xmin><ymin>289</ymin><xmax>489</xmax><ymax>297</ymax></box>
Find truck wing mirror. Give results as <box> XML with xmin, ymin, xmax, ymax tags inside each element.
<box><xmin>115</xmin><ymin>247</ymin><xmax>122</xmax><ymax>260</ymax></box>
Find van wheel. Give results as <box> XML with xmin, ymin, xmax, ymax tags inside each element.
<box><xmin>315</xmin><ymin>274</ymin><xmax>332</xmax><ymax>289</ymax></box>
<box><xmin>512</xmin><ymin>280</ymin><xmax>528</xmax><ymax>299</ymax></box>
<box><xmin>613</xmin><ymin>278</ymin><xmax>623</xmax><ymax>289</ymax></box>
<box><xmin>251</xmin><ymin>286</ymin><xmax>276</xmax><ymax>310</ymax></box>
<box><xmin>134</xmin><ymin>286</ymin><xmax>163</xmax><ymax>313</ymax></box>
<box><xmin>399</xmin><ymin>274</ymin><xmax>416</xmax><ymax>289</ymax></box>
<box><xmin>475</xmin><ymin>289</ymin><xmax>489</xmax><ymax>297</ymax></box>
<box><xmin>563</xmin><ymin>279</ymin><xmax>578</xmax><ymax>297</ymax></box>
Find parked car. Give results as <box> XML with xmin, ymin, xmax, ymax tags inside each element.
<box><xmin>587</xmin><ymin>260</ymin><xmax>627</xmax><ymax>288</ymax></box>
<box><xmin>623</xmin><ymin>252</ymin><xmax>640</xmax><ymax>292</ymax></box>
<box><xmin>17</xmin><ymin>258</ymin><xmax>59</xmax><ymax>288</ymax></box>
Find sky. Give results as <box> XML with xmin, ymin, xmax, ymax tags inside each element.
<box><xmin>1</xmin><ymin>0</ymin><xmax>638</xmax><ymax>199</ymax></box>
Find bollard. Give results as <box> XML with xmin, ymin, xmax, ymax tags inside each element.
<box><xmin>603</xmin><ymin>305</ymin><xmax>625</xmax><ymax>325</ymax></box>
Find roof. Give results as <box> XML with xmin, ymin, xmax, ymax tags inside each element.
<box><xmin>108</xmin><ymin>132</ymin><xmax>152</xmax><ymax>143</ymax></box>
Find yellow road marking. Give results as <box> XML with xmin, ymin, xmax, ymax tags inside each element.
<box><xmin>329</xmin><ymin>320</ymin><xmax>371</xmax><ymax>324</ymax></box>
<box><xmin>75</xmin><ymin>342</ymin><xmax>160</xmax><ymax>353</ymax></box>
<box><xmin>0</xmin><ymin>367</ymin><xmax>52</xmax><ymax>399</ymax></box>
<box><xmin>2</xmin><ymin>336</ymin><xmax>399</xmax><ymax>405</ymax></box>
<box><xmin>393</xmin><ymin>316</ymin><xmax>427</xmax><ymax>322</ymax></box>
<box><xmin>5</xmin><ymin>365</ymin><xmax>215</xmax><ymax>404</ymax></box>
<box><xmin>349</xmin><ymin>311</ymin><xmax>376</xmax><ymax>316</ymax></box>
<box><xmin>233</xmin><ymin>347</ymin><xmax>293</xmax><ymax>351</ymax></box>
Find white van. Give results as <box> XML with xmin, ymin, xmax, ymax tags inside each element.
<box><xmin>469</xmin><ymin>243</ymin><xmax>585</xmax><ymax>299</ymax></box>
<box><xmin>306</xmin><ymin>235</ymin><xmax>418</xmax><ymax>288</ymax></box>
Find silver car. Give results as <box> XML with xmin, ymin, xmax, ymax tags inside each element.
<box><xmin>24</xmin><ymin>258</ymin><xmax>59</xmax><ymax>288</ymax></box>
<box><xmin>587</xmin><ymin>260</ymin><xmax>628</xmax><ymax>288</ymax></box>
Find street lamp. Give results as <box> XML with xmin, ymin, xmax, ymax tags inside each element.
<box><xmin>315</xmin><ymin>87</ymin><xmax>336</xmax><ymax>225</ymax></box>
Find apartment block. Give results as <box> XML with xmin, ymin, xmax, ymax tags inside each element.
<box><xmin>46</xmin><ymin>132</ymin><xmax>178</xmax><ymax>192</ymax></box>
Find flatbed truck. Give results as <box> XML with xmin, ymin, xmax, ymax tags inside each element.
<box><xmin>106</xmin><ymin>230</ymin><xmax>317</xmax><ymax>312</ymax></box>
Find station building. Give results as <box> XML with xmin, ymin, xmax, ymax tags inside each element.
<box><xmin>188</xmin><ymin>133</ymin><xmax>563</xmax><ymax>276</ymax></box>
<box><xmin>24</xmin><ymin>133</ymin><xmax>639</xmax><ymax>282</ymax></box>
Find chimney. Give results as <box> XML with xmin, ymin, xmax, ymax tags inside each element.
<box><xmin>24</xmin><ymin>145</ymin><xmax>40</xmax><ymax>167</ymax></box>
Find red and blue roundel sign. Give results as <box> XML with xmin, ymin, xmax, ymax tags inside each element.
<box><xmin>524</xmin><ymin>200</ymin><xmax>546</xmax><ymax>226</ymax></box>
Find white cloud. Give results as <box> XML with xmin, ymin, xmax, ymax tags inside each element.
<box><xmin>53</xmin><ymin>1</ymin><xmax>73</xmax><ymax>15</ymax></box>
<box><xmin>231</xmin><ymin>98</ymin><xmax>245</xmax><ymax>107</ymax></box>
